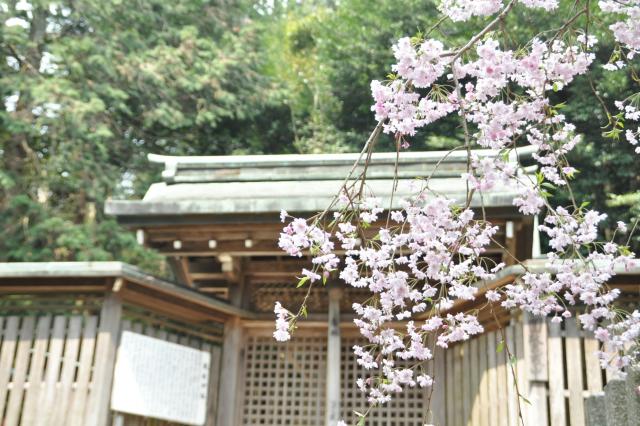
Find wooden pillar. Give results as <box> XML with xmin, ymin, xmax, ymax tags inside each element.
<box><xmin>326</xmin><ymin>287</ymin><xmax>342</xmax><ymax>426</ymax></box>
<box><xmin>86</xmin><ymin>293</ymin><xmax>123</xmax><ymax>426</ymax></box>
<box><xmin>532</xmin><ymin>215</ymin><xmax>542</xmax><ymax>258</ymax></box>
<box><xmin>504</xmin><ymin>220</ymin><xmax>518</xmax><ymax>266</ymax></box>
<box><xmin>216</xmin><ymin>317</ymin><xmax>244</xmax><ymax>426</ymax></box>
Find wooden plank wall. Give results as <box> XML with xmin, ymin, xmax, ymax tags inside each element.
<box><xmin>440</xmin><ymin>315</ymin><xmax>607</xmax><ymax>426</ymax></box>
<box><xmin>0</xmin><ymin>311</ymin><xmax>105</xmax><ymax>426</ymax></box>
<box><xmin>441</xmin><ymin>325</ymin><xmax>523</xmax><ymax>426</ymax></box>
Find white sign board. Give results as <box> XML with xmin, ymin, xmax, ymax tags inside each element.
<box><xmin>111</xmin><ymin>331</ymin><xmax>210</xmax><ymax>425</ymax></box>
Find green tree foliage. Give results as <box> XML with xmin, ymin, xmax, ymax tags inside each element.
<box><xmin>0</xmin><ymin>0</ymin><xmax>297</xmax><ymax>271</ymax></box>
<box><xmin>259</xmin><ymin>0</ymin><xmax>639</xmax><ymax>249</ymax></box>
<box><xmin>1</xmin><ymin>0</ymin><xmax>637</xmax><ymax>267</ymax></box>
<box><xmin>257</xmin><ymin>0</ymin><xmax>467</xmax><ymax>152</ymax></box>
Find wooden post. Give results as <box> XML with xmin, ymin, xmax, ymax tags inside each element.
<box><xmin>547</xmin><ymin>320</ymin><xmax>567</xmax><ymax>426</ymax></box>
<box><xmin>532</xmin><ymin>215</ymin><xmax>542</xmax><ymax>258</ymax></box>
<box><xmin>216</xmin><ymin>317</ymin><xmax>244</xmax><ymax>426</ymax></box>
<box><xmin>431</xmin><ymin>345</ymin><xmax>446</xmax><ymax>425</ymax></box>
<box><xmin>504</xmin><ymin>221</ymin><xmax>517</xmax><ymax>265</ymax></box>
<box><xmin>523</xmin><ymin>313</ymin><xmax>548</xmax><ymax>426</ymax></box>
<box><xmin>326</xmin><ymin>287</ymin><xmax>342</xmax><ymax>426</ymax></box>
<box><xmin>168</xmin><ymin>256</ymin><xmax>193</xmax><ymax>287</ymax></box>
<box><xmin>86</xmin><ymin>293</ymin><xmax>123</xmax><ymax>426</ymax></box>
<box><xmin>565</xmin><ymin>317</ymin><xmax>585</xmax><ymax>426</ymax></box>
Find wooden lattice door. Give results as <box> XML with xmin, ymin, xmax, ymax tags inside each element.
<box><xmin>241</xmin><ymin>334</ymin><xmax>327</xmax><ymax>425</ymax></box>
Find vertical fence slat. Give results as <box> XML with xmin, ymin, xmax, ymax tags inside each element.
<box><xmin>470</xmin><ymin>337</ymin><xmax>480</xmax><ymax>426</ymax></box>
<box><xmin>548</xmin><ymin>320</ymin><xmax>567</xmax><ymax>426</ymax></box>
<box><xmin>52</xmin><ymin>316</ymin><xmax>82</xmax><ymax>426</ymax></box>
<box><xmin>453</xmin><ymin>345</ymin><xmax>463</xmax><ymax>426</ymax></box>
<box><xmin>523</xmin><ymin>314</ymin><xmax>548</xmax><ymax>426</ymax></box>
<box><xmin>462</xmin><ymin>341</ymin><xmax>471</xmax><ymax>426</ymax></box>
<box><xmin>514</xmin><ymin>317</ymin><xmax>528</xmax><ymax>425</ymax></box>
<box><xmin>432</xmin><ymin>346</ymin><xmax>446</xmax><ymax>425</ymax></box>
<box><xmin>38</xmin><ymin>316</ymin><xmax>66</xmax><ymax>426</ymax></box>
<box><xmin>487</xmin><ymin>332</ymin><xmax>498</xmax><ymax>426</ymax></box>
<box><xmin>21</xmin><ymin>315</ymin><xmax>52</xmax><ymax>426</ymax></box>
<box><xmin>604</xmin><ymin>340</ymin><xmax>621</xmax><ymax>382</ymax></box>
<box><xmin>446</xmin><ymin>347</ymin><xmax>454</xmax><ymax>425</ymax></box>
<box><xmin>496</xmin><ymin>331</ymin><xmax>508</xmax><ymax>426</ymax></box>
<box><xmin>5</xmin><ymin>316</ymin><xmax>36</xmax><ymax>426</ymax></box>
<box><xmin>0</xmin><ymin>316</ymin><xmax>20</xmax><ymax>418</ymax></box>
<box><xmin>478</xmin><ymin>334</ymin><xmax>489</xmax><ymax>426</ymax></box>
<box><xmin>69</xmin><ymin>316</ymin><xmax>98</xmax><ymax>426</ymax></box>
<box><xmin>584</xmin><ymin>332</ymin><xmax>603</xmax><ymax>393</ymax></box>
<box><xmin>506</xmin><ymin>325</ymin><xmax>518</xmax><ymax>426</ymax></box>
<box><xmin>144</xmin><ymin>325</ymin><xmax>155</xmax><ymax>338</ymax></box>
<box><xmin>566</xmin><ymin>316</ymin><xmax>585</xmax><ymax>426</ymax></box>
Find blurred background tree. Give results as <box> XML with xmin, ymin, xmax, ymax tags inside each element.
<box><xmin>0</xmin><ymin>0</ymin><xmax>290</xmax><ymax>273</ymax></box>
<box><xmin>1</xmin><ymin>0</ymin><xmax>637</xmax><ymax>272</ymax></box>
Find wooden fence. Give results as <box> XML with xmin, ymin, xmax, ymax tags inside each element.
<box><xmin>235</xmin><ymin>314</ymin><xmax>609</xmax><ymax>426</ymax></box>
<box><xmin>0</xmin><ymin>290</ymin><xmax>612</xmax><ymax>426</ymax></box>
<box><xmin>439</xmin><ymin>313</ymin><xmax>608</xmax><ymax>426</ymax></box>
<box><xmin>0</xmin><ymin>293</ymin><xmax>223</xmax><ymax>426</ymax></box>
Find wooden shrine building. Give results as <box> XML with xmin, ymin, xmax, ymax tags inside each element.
<box><xmin>0</xmin><ymin>149</ymin><xmax>638</xmax><ymax>426</ymax></box>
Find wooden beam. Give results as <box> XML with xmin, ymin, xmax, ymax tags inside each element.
<box><xmin>504</xmin><ymin>220</ymin><xmax>518</xmax><ymax>266</ymax></box>
<box><xmin>0</xmin><ymin>285</ymin><xmax>105</xmax><ymax>293</ymax></box>
<box><xmin>196</xmin><ymin>286</ymin><xmax>230</xmax><ymax>296</ymax></box>
<box><xmin>190</xmin><ymin>272</ymin><xmax>227</xmax><ymax>281</ymax></box>
<box><xmin>167</xmin><ymin>256</ymin><xmax>194</xmax><ymax>287</ymax></box>
<box><xmin>120</xmin><ymin>287</ymin><xmax>229</xmax><ymax>324</ymax></box>
<box><xmin>416</xmin><ymin>273</ymin><xmax>519</xmax><ymax>321</ymax></box>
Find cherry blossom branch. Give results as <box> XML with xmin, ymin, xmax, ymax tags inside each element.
<box><xmin>274</xmin><ymin>2</ymin><xmax>640</xmax><ymax>425</ymax></box>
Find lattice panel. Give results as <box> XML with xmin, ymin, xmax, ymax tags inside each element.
<box><xmin>248</xmin><ymin>282</ymin><xmax>371</xmax><ymax>314</ymax></box>
<box><xmin>241</xmin><ymin>335</ymin><xmax>327</xmax><ymax>425</ymax></box>
<box><xmin>341</xmin><ymin>337</ymin><xmax>430</xmax><ymax>426</ymax></box>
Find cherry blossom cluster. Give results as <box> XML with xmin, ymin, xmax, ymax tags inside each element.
<box><xmin>273</xmin><ymin>0</ymin><xmax>639</xmax><ymax>421</ymax></box>
<box><xmin>278</xmin><ymin>210</ymin><xmax>339</xmax><ymax>273</ymax></box>
<box><xmin>439</xmin><ymin>0</ymin><xmax>558</xmax><ymax>22</ymax></box>
<box><xmin>498</xmin><ymin>208</ymin><xmax>637</xmax><ymax>369</ymax></box>
<box><xmin>273</xmin><ymin>302</ymin><xmax>292</xmax><ymax>342</ymax></box>
<box><xmin>615</xmin><ymin>100</ymin><xmax>640</xmax><ymax>154</ymax></box>
<box><xmin>373</xmin><ymin>33</ymin><xmax>597</xmax><ymax>220</ymax></box>
<box><xmin>438</xmin><ymin>0</ymin><xmax>502</xmax><ymax>22</ymax></box>
<box><xmin>278</xmin><ymin>196</ymin><xmax>503</xmax><ymax>405</ymax></box>
<box><xmin>595</xmin><ymin>310</ymin><xmax>640</xmax><ymax>370</ymax></box>
<box><xmin>599</xmin><ymin>1</ymin><xmax>640</xmax><ymax>54</ymax></box>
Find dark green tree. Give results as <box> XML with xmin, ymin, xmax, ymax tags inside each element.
<box><xmin>0</xmin><ymin>0</ymin><xmax>294</xmax><ymax>271</ymax></box>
